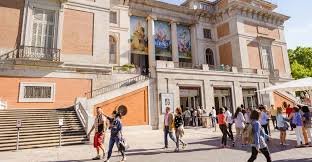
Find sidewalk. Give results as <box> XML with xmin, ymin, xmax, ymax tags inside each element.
<box><xmin>0</xmin><ymin>127</ymin><xmax>311</xmax><ymax>162</ymax></box>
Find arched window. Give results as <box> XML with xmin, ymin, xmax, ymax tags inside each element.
<box><xmin>109</xmin><ymin>35</ymin><xmax>117</xmax><ymax>64</ymax></box>
<box><xmin>205</xmin><ymin>48</ymin><xmax>214</xmax><ymax>65</ymax></box>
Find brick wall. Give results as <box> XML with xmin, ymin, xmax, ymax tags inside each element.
<box><xmin>0</xmin><ymin>77</ymin><xmax>91</xmax><ymax>109</ymax></box>
<box><xmin>95</xmin><ymin>87</ymin><xmax>149</xmax><ymax>126</ymax></box>
<box><xmin>219</xmin><ymin>42</ymin><xmax>233</xmax><ymax>66</ymax></box>
<box><xmin>0</xmin><ymin>0</ymin><xmax>24</xmax><ymax>48</ymax></box>
<box><xmin>247</xmin><ymin>41</ymin><xmax>261</xmax><ymax>69</ymax></box>
<box><xmin>62</xmin><ymin>9</ymin><xmax>94</xmax><ymax>55</ymax></box>
<box><xmin>217</xmin><ymin>22</ymin><xmax>230</xmax><ymax>39</ymax></box>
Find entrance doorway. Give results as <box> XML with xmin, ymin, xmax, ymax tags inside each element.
<box><xmin>131</xmin><ymin>53</ymin><xmax>149</xmax><ymax>75</ymax></box>
<box><xmin>242</xmin><ymin>88</ymin><xmax>258</xmax><ymax>109</ymax></box>
<box><xmin>214</xmin><ymin>88</ymin><xmax>233</xmax><ymax>114</ymax></box>
<box><xmin>179</xmin><ymin>87</ymin><xmax>201</xmax><ymax>112</ymax></box>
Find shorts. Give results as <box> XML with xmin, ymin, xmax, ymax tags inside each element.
<box><xmin>93</xmin><ymin>132</ymin><xmax>103</xmax><ymax>148</ymax></box>
<box><xmin>278</xmin><ymin>127</ymin><xmax>287</xmax><ymax>132</ymax></box>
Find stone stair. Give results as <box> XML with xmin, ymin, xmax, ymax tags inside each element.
<box><xmin>0</xmin><ymin>108</ymin><xmax>87</xmax><ymax>151</ymax></box>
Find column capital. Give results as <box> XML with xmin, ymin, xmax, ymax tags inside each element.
<box><xmin>170</xmin><ymin>19</ymin><xmax>178</xmax><ymax>25</ymax></box>
<box><xmin>147</xmin><ymin>15</ymin><xmax>157</xmax><ymax>21</ymax></box>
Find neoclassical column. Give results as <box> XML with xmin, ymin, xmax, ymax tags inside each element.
<box><xmin>170</xmin><ymin>20</ymin><xmax>179</xmax><ymax>63</ymax></box>
<box><xmin>147</xmin><ymin>15</ymin><xmax>156</xmax><ymax>77</ymax></box>
<box><xmin>190</xmin><ymin>24</ymin><xmax>198</xmax><ymax>65</ymax></box>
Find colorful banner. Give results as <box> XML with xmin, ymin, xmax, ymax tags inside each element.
<box><xmin>130</xmin><ymin>16</ymin><xmax>148</xmax><ymax>55</ymax></box>
<box><xmin>177</xmin><ymin>25</ymin><xmax>192</xmax><ymax>59</ymax></box>
<box><xmin>154</xmin><ymin>21</ymin><xmax>172</xmax><ymax>57</ymax></box>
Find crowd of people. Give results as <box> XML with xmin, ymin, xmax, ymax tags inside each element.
<box><xmin>86</xmin><ymin>102</ymin><xmax>311</xmax><ymax>162</ymax></box>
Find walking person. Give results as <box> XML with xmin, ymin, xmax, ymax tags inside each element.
<box><xmin>248</xmin><ymin>109</ymin><xmax>272</xmax><ymax>162</ymax></box>
<box><xmin>87</xmin><ymin>107</ymin><xmax>108</xmax><ymax>160</ymax></box>
<box><xmin>259</xmin><ymin>106</ymin><xmax>270</xmax><ymax>139</ymax></box>
<box><xmin>224</xmin><ymin>107</ymin><xmax>234</xmax><ymax>142</ymax></box>
<box><xmin>183</xmin><ymin>108</ymin><xmax>191</xmax><ymax>127</ymax></box>
<box><xmin>174</xmin><ymin>107</ymin><xmax>187</xmax><ymax>152</ymax></box>
<box><xmin>218</xmin><ymin>108</ymin><xmax>228</xmax><ymax>148</ymax></box>
<box><xmin>193</xmin><ymin>108</ymin><xmax>198</xmax><ymax>127</ymax></box>
<box><xmin>302</xmin><ymin>106</ymin><xmax>312</xmax><ymax>146</ymax></box>
<box><xmin>163</xmin><ymin>107</ymin><xmax>177</xmax><ymax>149</ymax></box>
<box><xmin>269</xmin><ymin>105</ymin><xmax>278</xmax><ymax>130</ymax></box>
<box><xmin>233</xmin><ymin>107</ymin><xmax>246</xmax><ymax>147</ymax></box>
<box><xmin>289</xmin><ymin>107</ymin><xmax>305</xmax><ymax>147</ymax></box>
<box><xmin>105</xmin><ymin>111</ymin><xmax>126</xmax><ymax>162</ymax></box>
<box><xmin>276</xmin><ymin>107</ymin><xmax>288</xmax><ymax>145</ymax></box>
<box><xmin>197</xmin><ymin>106</ymin><xmax>203</xmax><ymax>126</ymax></box>
<box><xmin>210</xmin><ymin>107</ymin><xmax>217</xmax><ymax>128</ymax></box>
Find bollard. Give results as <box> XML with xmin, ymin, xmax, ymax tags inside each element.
<box><xmin>16</xmin><ymin>119</ymin><xmax>22</xmax><ymax>151</ymax></box>
<box><xmin>16</xmin><ymin>127</ymin><xmax>20</xmax><ymax>150</ymax></box>
<box><xmin>59</xmin><ymin>126</ymin><xmax>62</xmax><ymax>147</ymax></box>
<box><xmin>58</xmin><ymin>118</ymin><xmax>63</xmax><ymax>147</ymax></box>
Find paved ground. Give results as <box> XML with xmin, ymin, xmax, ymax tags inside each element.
<box><xmin>0</xmin><ymin>127</ymin><xmax>312</xmax><ymax>162</ymax></box>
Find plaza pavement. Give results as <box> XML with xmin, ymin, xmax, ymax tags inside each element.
<box><xmin>0</xmin><ymin>127</ymin><xmax>311</xmax><ymax>162</ymax></box>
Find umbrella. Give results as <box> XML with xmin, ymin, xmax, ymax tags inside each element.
<box><xmin>258</xmin><ymin>77</ymin><xmax>312</xmax><ymax>105</ymax></box>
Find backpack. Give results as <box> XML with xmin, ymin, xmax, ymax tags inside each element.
<box><xmin>242</xmin><ymin>123</ymin><xmax>254</xmax><ymax>144</ymax></box>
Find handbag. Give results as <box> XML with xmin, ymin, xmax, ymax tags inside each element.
<box><xmin>119</xmin><ymin>131</ymin><xmax>130</xmax><ymax>151</ymax></box>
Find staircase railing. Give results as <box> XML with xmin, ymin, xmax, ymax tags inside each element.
<box><xmin>74</xmin><ymin>100</ymin><xmax>94</xmax><ymax>134</ymax></box>
<box><xmin>85</xmin><ymin>74</ymin><xmax>150</xmax><ymax>98</ymax></box>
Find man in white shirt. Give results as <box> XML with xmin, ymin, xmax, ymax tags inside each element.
<box><xmin>224</xmin><ymin>107</ymin><xmax>234</xmax><ymax>141</ymax></box>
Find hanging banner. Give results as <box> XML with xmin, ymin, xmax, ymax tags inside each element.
<box><xmin>154</xmin><ymin>21</ymin><xmax>172</xmax><ymax>57</ymax></box>
<box><xmin>130</xmin><ymin>16</ymin><xmax>148</xmax><ymax>55</ymax></box>
<box><xmin>161</xmin><ymin>93</ymin><xmax>174</xmax><ymax>114</ymax></box>
<box><xmin>177</xmin><ymin>25</ymin><xmax>192</xmax><ymax>59</ymax></box>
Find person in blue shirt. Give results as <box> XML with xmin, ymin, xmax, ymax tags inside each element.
<box><xmin>248</xmin><ymin>109</ymin><xmax>271</xmax><ymax>162</ymax></box>
<box><xmin>104</xmin><ymin>110</ymin><xmax>126</xmax><ymax>162</ymax></box>
<box><xmin>259</xmin><ymin>106</ymin><xmax>270</xmax><ymax>139</ymax></box>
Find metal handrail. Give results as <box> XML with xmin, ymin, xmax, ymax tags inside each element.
<box><xmin>0</xmin><ymin>46</ymin><xmax>60</xmax><ymax>62</ymax></box>
<box><xmin>85</xmin><ymin>74</ymin><xmax>150</xmax><ymax>98</ymax></box>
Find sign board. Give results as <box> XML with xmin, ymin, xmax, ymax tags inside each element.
<box><xmin>16</xmin><ymin>119</ymin><xmax>22</xmax><ymax>128</ymax></box>
<box><xmin>161</xmin><ymin>93</ymin><xmax>174</xmax><ymax>114</ymax></box>
<box><xmin>58</xmin><ymin>118</ymin><xmax>64</xmax><ymax>126</ymax></box>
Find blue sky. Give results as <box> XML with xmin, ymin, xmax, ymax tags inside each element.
<box><xmin>159</xmin><ymin>0</ymin><xmax>312</xmax><ymax>49</ymax></box>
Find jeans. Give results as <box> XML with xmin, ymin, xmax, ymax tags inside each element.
<box><xmin>227</xmin><ymin>123</ymin><xmax>234</xmax><ymax>140</ymax></box>
<box><xmin>164</xmin><ymin>126</ymin><xmax>176</xmax><ymax>147</ymax></box>
<box><xmin>175</xmin><ymin>129</ymin><xmax>186</xmax><ymax>149</ymax></box>
<box><xmin>262</xmin><ymin>124</ymin><xmax>269</xmax><ymax>136</ymax></box>
<box><xmin>248</xmin><ymin>147</ymin><xmax>272</xmax><ymax>162</ymax></box>
<box><xmin>211</xmin><ymin>117</ymin><xmax>216</xmax><ymax>127</ymax></box>
<box><xmin>219</xmin><ymin>124</ymin><xmax>227</xmax><ymax>146</ymax></box>
<box><xmin>107</xmin><ymin>137</ymin><xmax>125</xmax><ymax>160</ymax></box>
<box><xmin>295</xmin><ymin>126</ymin><xmax>304</xmax><ymax>145</ymax></box>
<box><xmin>271</xmin><ymin>116</ymin><xmax>277</xmax><ymax>128</ymax></box>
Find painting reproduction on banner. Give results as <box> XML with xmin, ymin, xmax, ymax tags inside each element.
<box><xmin>177</xmin><ymin>25</ymin><xmax>192</xmax><ymax>59</ymax></box>
<box><xmin>154</xmin><ymin>21</ymin><xmax>172</xmax><ymax>57</ymax></box>
<box><xmin>130</xmin><ymin>16</ymin><xmax>148</xmax><ymax>55</ymax></box>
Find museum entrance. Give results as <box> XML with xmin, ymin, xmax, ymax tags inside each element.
<box><xmin>131</xmin><ymin>53</ymin><xmax>149</xmax><ymax>75</ymax></box>
<box><xmin>242</xmin><ymin>88</ymin><xmax>258</xmax><ymax>109</ymax></box>
<box><xmin>179</xmin><ymin>87</ymin><xmax>201</xmax><ymax>112</ymax></box>
<box><xmin>214</xmin><ymin>88</ymin><xmax>233</xmax><ymax>114</ymax></box>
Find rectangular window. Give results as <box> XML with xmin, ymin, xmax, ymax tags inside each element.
<box><xmin>19</xmin><ymin>83</ymin><xmax>55</xmax><ymax>102</ymax></box>
<box><xmin>31</xmin><ymin>8</ymin><xmax>57</xmax><ymax>48</ymax></box>
<box><xmin>203</xmin><ymin>28</ymin><xmax>212</xmax><ymax>39</ymax></box>
<box><xmin>110</xmin><ymin>11</ymin><xmax>117</xmax><ymax>24</ymax></box>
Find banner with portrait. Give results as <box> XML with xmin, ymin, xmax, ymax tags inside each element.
<box><xmin>161</xmin><ymin>93</ymin><xmax>174</xmax><ymax>114</ymax></box>
<box><xmin>177</xmin><ymin>25</ymin><xmax>192</xmax><ymax>59</ymax></box>
<box><xmin>154</xmin><ymin>21</ymin><xmax>172</xmax><ymax>57</ymax></box>
<box><xmin>130</xmin><ymin>16</ymin><xmax>148</xmax><ymax>55</ymax></box>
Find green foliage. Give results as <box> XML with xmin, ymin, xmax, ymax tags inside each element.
<box><xmin>288</xmin><ymin>47</ymin><xmax>312</xmax><ymax>79</ymax></box>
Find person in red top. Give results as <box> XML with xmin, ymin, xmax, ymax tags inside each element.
<box><xmin>218</xmin><ymin>108</ymin><xmax>228</xmax><ymax>148</ymax></box>
<box><xmin>285</xmin><ymin>104</ymin><xmax>293</xmax><ymax>117</ymax></box>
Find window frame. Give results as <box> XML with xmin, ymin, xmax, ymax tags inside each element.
<box><xmin>19</xmin><ymin>82</ymin><xmax>56</xmax><ymax>103</ymax></box>
<box><xmin>109</xmin><ymin>35</ymin><xmax>118</xmax><ymax>64</ymax></box>
<box><xmin>203</xmin><ymin>28</ymin><xmax>212</xmax><ymax>39</ymax></box>
<box><xmin>109</xmin><ymin>11</ymin><xmax>118</xmax><ymax>24</ymax></box>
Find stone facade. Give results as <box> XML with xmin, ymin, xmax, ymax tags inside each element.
<box><xmin>0</xmin><ymin>0</ymin><xmax>293</xmax><ymax>129</ymax></box>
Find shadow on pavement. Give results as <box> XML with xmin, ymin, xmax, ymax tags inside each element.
<box><xmin>275</xmin><ymin>158</ymin><xmax>312</xmax><ymax>162</ymax></box>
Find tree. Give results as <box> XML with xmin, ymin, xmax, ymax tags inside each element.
<box><xmin>288</xmin><ymin>47</ymin><xmax>312</xmax><ymax>79</ymax></box>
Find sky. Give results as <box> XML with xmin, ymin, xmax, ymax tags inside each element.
<box><xmin>159</xmin><ymin>0</ymin><xmax>312</xmax><ymax>49</ymax></box>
